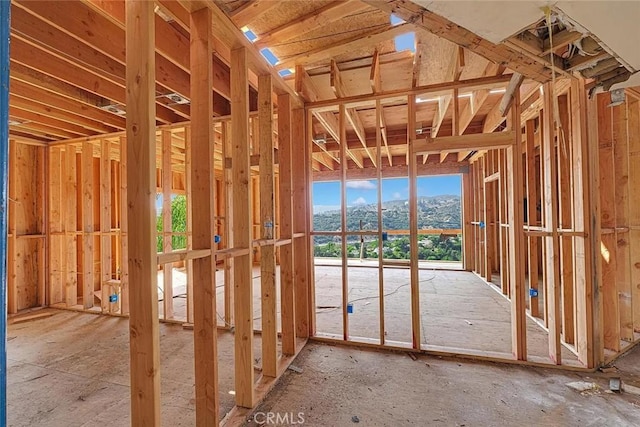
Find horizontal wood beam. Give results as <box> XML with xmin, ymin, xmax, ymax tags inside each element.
<box><xmin>412</xmin><ymin>131</ymin><xmax>516</xmax><ymax>155</ymax></box>
<box><xmin>156</xmin><ymin>249</ymin><xmax>211</xmax><ymax>264</ymax></box>
<box><xmin>314</xmin><ymin>161</ymin><xmax>469</xmax><ymax>181</ymax></box>
<box><xmin>307</xmin><ymin>74</ymin><xmax>512</xmax><ymax>109</ymax></box>
<box><xmin>542</xmin><ymin>30</ymin><xmax>582</xmax><ymax>56</ymax></box>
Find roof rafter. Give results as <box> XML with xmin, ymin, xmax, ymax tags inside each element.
<box><xmin>294</xmin><ymin>65</ymin><xmax>340</xmax><ymax>169</ymax></box>
<box><xmin>255</xmin><ymin>1</ymin><xmax>368</xmax><ymax>49</ymax></box>
<box><xmin>276</xmin><ymin>23</ymin><xmax>411</xmax><ymax>71</ymax></box>
<box><xmin>331</xmin><ymin>59</ymin><xmax>374</xmax><ymax>168</ymax></box>
<box><xmin>229</xmin><ymin>0</ymin><xmax>280</xmax><ymax>28</ymax></box>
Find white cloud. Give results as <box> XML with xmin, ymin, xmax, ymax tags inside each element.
<box><xmin>352</xmin><ymin>197</ymin><xmax>367</xmax><ymax>205</ymax></box>
<box><xmin>392</xmin><ymin>192</ymin><xmax>402</xmax><ymax>200</ymax></box>
<box><xmin>346</xmin><ymin>180</ymin><xmax>376</xmax><ymax>190</ymax></box>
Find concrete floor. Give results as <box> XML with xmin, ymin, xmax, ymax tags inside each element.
<box><xmin>160</xmin><ymin>261</ymin><xmax>580</xmax><ymax>365</ymax></box>
<box><xmin>7</xmin><ymin>310</ymin><xmax>253</xmax><ymax>426</ymax></box>
<box><xmin>253</xmin><ymin>342</ymin><xmax>640</xmax><ymax>427</ymax></box>
<box><xmin>7</xmin><ymin>310</ymin><xmax>640</xmax><ymax>426</ymax></box>
<box><xmin>314</xmin><ymin>265</ymin><xmax>579</xmax><ymax>365</ymax></box>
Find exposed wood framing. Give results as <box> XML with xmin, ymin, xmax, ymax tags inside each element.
<box><xmin>362</xmin><ymin>0</ymin><xmax>552</xmax><ymax>82</ymax></box>
<box><xmin>408</xmin><ymin>94</ymin><xmax>420</xmax><ymax>349</ymax></box>
<box><xmin>506</xmin><ymin>89</ymin><xmax>527</xmax><ymax>360</ymax></box>
<box><xmin>258</xmin><ymin>74</ymin><xmax>277</xmax><ymax>378</ymax></box>
<box><xmin>161</xmin><ymin>130</ymin><xmax>173</xmax><ymax>320</ymax></box>
<box><xmin>331</xmin><ymin>60</ymin><xmax>372</xmax><ymax>167</ymax></box>
<box><xmin>292</xmin><ymin>107</ymin><xmax>310</xmax><ymax>338</ymax></box>
<box><xmin>231</xmin><ymin>46</ymin><xmax>254</xmax><ymax>409</ymax></box>
<box><xmin>278</xmin><ymin>93</ymin><xmax>296</xmax><ymax>356</ymax></box>
<box><xmin>190</xmin><ymin>7</ymin><xmax>219</xmax><ymax>423</ymax></box>
<box><xmin>125</xmin><ymin>1</ymin><xmax>161</xmax><ymax>423</ymax></box>
<box><xmin>542</xmin><ymin>83</ymin><xmax>562</xmax><ymax>364</ymax></box>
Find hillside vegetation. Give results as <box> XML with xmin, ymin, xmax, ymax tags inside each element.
<box><xmin>313</xmin><ymin>195</ymin><xmax>462</xmax><ymax>261</ymax></box>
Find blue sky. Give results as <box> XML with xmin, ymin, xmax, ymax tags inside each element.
<box><xmin>313</xmin><ymin>175</ymin><xmax>461</xmax><ymax>213</ymax></box>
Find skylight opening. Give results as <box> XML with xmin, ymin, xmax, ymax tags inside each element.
<box><xmin>390</xmin><ymin>14</ymin><xmax>405</xmax><ymax>26</ymax></box>
<box><xmin>279</xmin><ymin>69</ymin><xmax>293</xmax><ymax>77</ymax></box>
<box><xmin>241</xmin><ymin>27</ymin><xmax>258</xmax><ymax>43</ymax></box>
<box><xmin>260</xmin><ymin>48</ymin><xmax>279</xmax><ymax>66</ymax></box>
<box><xmin>394</xmin><ymin>32</ymin><xmax>415</xmax><ymax>53</ymax></box>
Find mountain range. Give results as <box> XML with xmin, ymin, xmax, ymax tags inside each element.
<box><xmin>313</xmin><ymin>194</ymin><xmax>461</xmax><ymax>232</ymax></box>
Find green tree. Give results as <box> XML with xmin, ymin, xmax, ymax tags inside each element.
<box><xmin>156</xmin><ymin>195</ymin><xmax>188</xmax><ymax>253</ymax></box>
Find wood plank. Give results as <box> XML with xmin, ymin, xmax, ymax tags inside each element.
<box><xmin>376</xmin><ymin>100</ymin><xmax>385</xmax><ymax>343</ymax></box>
<box><xmin>81</xmin><ymin>141</ymin><xmax>94</xmax><ymax>309</ymax></box>
<box><xmin>570</xmin><ymin>80</ymin><xmax>597</xmax><ymax>366</ymax></box>
<box><xmin>100</xmin><ymin>140</ymin><xmax>112</xmax><ymax>313</ymax></box>
<box><xmin>371</xmin><ymin>49</ymin><xmax>382</xmax><ymax>93</ymax></box>
<box><xmin>231</xmin><ymin>46</ymin><xmax>254</xmax><ymax>409</ymax></box>
<box><xmin>125</xmin><ymin>1</ymin><xmax>161</xmax><ymax>423</ymax></box>
<box><xmin>541</xmin><ymin>86</ymin><xmax>562</xmax><ymax>364</ymax></box>
<box><xmin>63</xmin><ymin>144</ymin><xmax>78</xmax><ymax>308</ymax></box>
<box><xmin>156</xmin><ymin>249</ymin><xmax>211</xmax><ymax>265</ymax></box>
<box><xmin>506</xmin><ymin>89</ymin><xmax>527</xmax><ymax>360</ymax></box>
<box><xmin>412</xmin><ymin>131</ymin><xmax>516</xmax><ymax>155</ymax></box>
<box><xmin>162</xmin><ymin>129</ymin><xmax>173</xmax><ymax>320</ymax></box>
<box><xmin>557</xmin><ymin>95</ymin><xmax>574</xmax><ymax>344</ymax></box>
<box><xmin>498</xmin><ymin>150</ymin><xmax>509</xmax><ymax>295</ymax></box>
<box><xmin>542</xmin><ymin>30</ymin><xmax>582</xmax><ymax>56</ymax></box>
<box><xmin>597</xmin><ymin>94</ymin><xmax>620</xmax><ymax>352</ymax></box>
<box><xmin>278</xmin><ymin>93</ymin><xmax>295</xmax><ymax>356</ymax></box>
<box><xmin>330</xmin><ymin>59</ymin><xmax>373</xmax><ymax>167</ymax></box>
<box><xmin>221</xmin><ymin>122</ymin><xmax>234</xmax><ymax>328</ymax></box>
<box><xmin>258</xmin><ymin>74</ymin><xmax>277</xmax><ymax>378</ymax></box>
<box><xmin>613</xmin><ymin>102</ymin><xmax>633</xmax><ymax>341</ymax></box>
<box><xmin>462</xmin><ymin>172</ymin><xmax>474</xmax><ymax>271</ymax></box>
<box><xmin>292</xmin><ymin>107</ymin><xmax>309</xmax><ymax>338</ymax></box>
<box><xmin>483</xmin><ymin>156</ymin><xmax>492</xmax><ymax>283</ymax></box>
<box><xmin>408</xmin><ymin>94</ymin><xmax>420</xmax><ymax>349</ymax></box>
<box><xmin>525</xmin><ymin>120</ymin><xmax>539</xmax><ymax>317</ymax></box>
<box><xmin>339</xmin><ymin>104</ymin><xmax>349</xmax><ymax>341</ymax></box>
<box><xmin>309</xmin><ymin>74</ymin><xmax>511</xmax><ymax>110</ymax></box>
<box><xmin>7</xmin><ymin>140</ymin><xmax>17</xmax><ymax>314</ymax></box>
<box><xmin>627</xmin><ymin>98</ymin><xmax>640</xmax><ymax>333</ymax></box>
<box><xmin>119</xmin><ymin>136</ymin><xmax>129</xmax><ymax>315</ymax></box>
<box><xmin>305</xmin><ymin>109</ymin><xmax>317</xmax><ymax>338</ymax></box>
<box><xmin>190</xmin><ymin>7</ymin><xmax>219</xmax><ymax>423</ymax></box>
<box><xmin>48</xmin><ymin>146</ymin><xmax>64</xmax><ymax>305</ymax></box>
<box><xmin>499</xmin><ymin>73</ymin><xmax>524</xmax><ymax>116</ymax></box>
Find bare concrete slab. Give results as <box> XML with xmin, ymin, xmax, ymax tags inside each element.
<box><xmin>7</xmin><ymin>310</ymin><xmax>257</xmax><ymax>426</ymax></box>
<box><xmin>252</xmin><ymin>343</ymin><xmax>640</xmax><ymax>427</ymax></box>
<box><xmin>314</xmin><ymin>266</ymin><xmax>580</xmax><ymax>365</ymax></box>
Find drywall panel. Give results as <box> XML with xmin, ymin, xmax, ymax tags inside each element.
<box><xmin>416</xmin><ymin>1</ymin><xmax>551</xmax><ymax>43</ymax></box>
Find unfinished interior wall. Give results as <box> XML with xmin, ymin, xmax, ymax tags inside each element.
<box><xmin>594</xmin><ymin>91</ymin><xmax>640</xmax><ymax>357</ymax></box>
<box><xmin>464</xmin><ymin>80</ymin><xmax>605</xmax><ymax>367</ymax></box>
<box><xmin>8</xmin><ymin>140</ymin><xmax>45</xmax><ymax>313</ymax></box>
